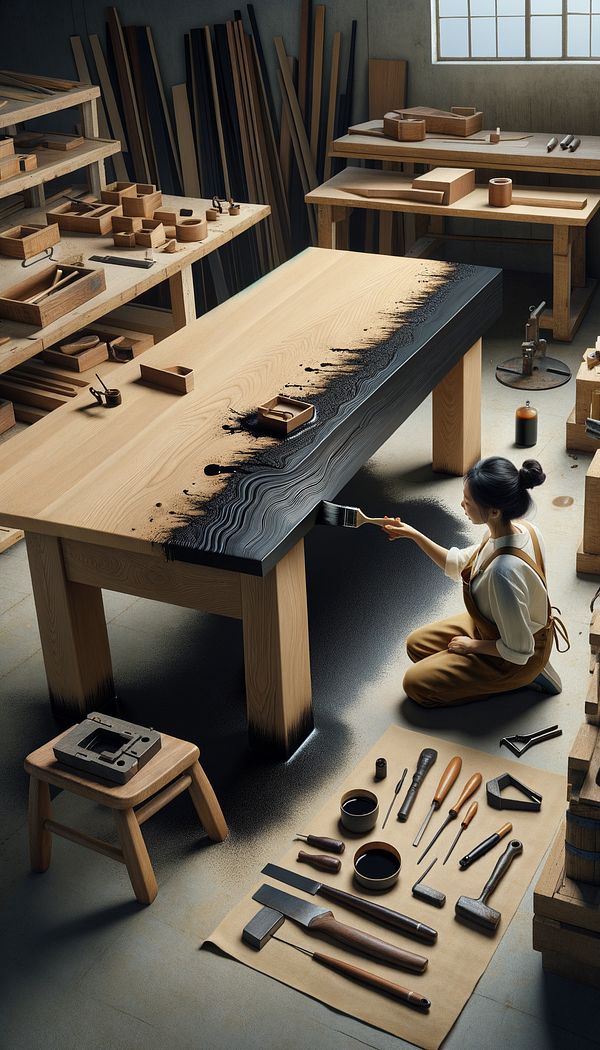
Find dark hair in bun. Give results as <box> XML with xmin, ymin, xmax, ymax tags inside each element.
<box><xmin>465</xmin><ymin>456</ymin><xmax>545</xmax><ymax>523</ymax></box>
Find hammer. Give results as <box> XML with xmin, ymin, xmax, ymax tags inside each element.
<box><xmin>455</xmin><ymin>839</ymin><xmax>523</xmax><ymax>933</ymax></box>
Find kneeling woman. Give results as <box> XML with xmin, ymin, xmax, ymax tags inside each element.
<box><xmin>383</xmin><ymin>457</ymin><xmax>568</xmax><ymax>707</ymax></box>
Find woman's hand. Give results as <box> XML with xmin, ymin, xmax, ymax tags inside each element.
<box><xmin>447</xmin><ymin>635</ymin><xmax>478</xmax><ymax>655</ymax></box>
<box><xmin>381</xmin><ymin>515</ymin><xmax>414</xmax><ymax>541</ymax></box>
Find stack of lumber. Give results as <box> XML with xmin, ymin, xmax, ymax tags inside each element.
<box><xmin>533</xmin><ymin>609</ymin><xmax>600</xmax><ymax>985</ymax></box>
<box><xmin>567</xmin><ymin>343</ymin><xmax>600</xmax><ymax>456</ymax></box>
<box><xmin>0</xmin><ymin>360</ymin><xmax>89</xmax><ymax>421</ymax></box>
<box><xmin>0</xmin><ymin>69</ymin><xmax>80</xmax><ymax>102</ymax></box>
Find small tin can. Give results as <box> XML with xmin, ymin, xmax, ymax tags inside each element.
<box><xmin>515</xmin><ymin>400</ymin><xmax>537</xmax><ymax>447</ymax></box>
<box><xmin>375</xmin><ymin>757</ymin><xmax>387</xmax><ymax>781</ymax></box>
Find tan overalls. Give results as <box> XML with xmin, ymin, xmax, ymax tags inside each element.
<box><xmin>403</xmin><ymin>521</ymin><xmax>568</xmax><ymax>707</ymax></box>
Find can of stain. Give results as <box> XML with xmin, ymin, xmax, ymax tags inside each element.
<box><xmin>515</xmin><ymin>401</ymin><xmax>538</xmax><ymax>447</ymax></box>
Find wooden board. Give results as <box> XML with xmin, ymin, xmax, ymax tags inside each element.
<box><xmin>106</xmin><ymin>7</ymin><xmax>150</xmax><ymax>182</ymax></box>
<box><xmin>323</xmin><ymin>32</ymin><xmax>341</xmax><ymax>183</ymax></box>
<box><xmin>0</xmin><ymin>525</ymin><xmax>23</xmax><ymax>552</ymax></box>
<box><xmin>413</xmin><ymin>167</ymin><xmax>475</xmax><ymax>205</ymax></box>
<box><xmin>0</xmin><ymin>249</ymin><xmax>501</xmax><ymax>575</ymax></box>
<box><xmin>171</xmin><ymin>84</ymin><xmax>201</xmax><ymax>198</ymax></box>
<box><xmin>368</xmin><ymin>59</ymin><xmax>407</xmax><ymax>119</ymax></box>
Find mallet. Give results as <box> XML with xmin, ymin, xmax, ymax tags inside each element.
<box><xmin>455</xmin><ymin>839</ymin><xmax>523</xmax><ymax>933</ymax></box>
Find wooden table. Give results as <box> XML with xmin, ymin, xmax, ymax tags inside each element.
<box><xmin>0</xmin><ymin>248</ymin><xmax>502</xmax><ymax>758</ymax></box>
<box><xmin>306</xmin><ymin>168</ymin><xmax>600</xmax><ymax>342</ymax></box>
<box><xmin>0</xmin><ymin>195</ymin><xmax>270</xmax><ymax>374</ymax></box>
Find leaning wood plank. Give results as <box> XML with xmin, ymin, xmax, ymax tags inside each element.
<box><xmin>70</xmin><ymin>36</ymin><xmax>128</xmax><ymax>181</ymax></box>
<box><xmin>277</xmin><ymin>70</ymin><xmax>318</xmax><ymax>244</ymax></box>
<box><xmin>323</xmin><ymin>32</ymin><xmax>341</xmax><ymax>182</ymax></box>
<box><xmin>245</xmin><ymin>33</ymin><xmax>284</xmax><ymax>265</ymax></box>
<box><xmin>279</xmin><ymin>55</ymin><xmax>295</xmax><ymax>196</ymax></box>
<box><xmin>204</xmin><ymin>25</ymin><xmax>231</xmax><ymax>200</ymax></box>
<box><xmin>88</xmin><ymin>34</ymin><xmax>129</xmax><ymax>155</ymax></box>
<box><xmin>368</xmin><ymin>59</ymin><xmax>407</xmax><ymax>119</ymax></box>
<box><xmin>146</xmin><ymin>26</ymin><xmax>183</xmax><ymax>188</ymax></box>
<box><xmin>124</xmin><ymin>25</ymin><xmax>158</xmax><ymax>186</ymax></box>
<box><xmin>106</xmin><ymin>7</ymin><xmax>150</xmax><ymax>182</ymax></box>
<box><xmin>298</xmin><ymin>0</ymin><xmax>311</xmax><ymax>121</ymax></box>
<box><xmin>172</xmin><ymin>84</ymin><xmax>201</xmax><ymax>197</ymax></box>
<box><xmin>309</xmin><ymin>5</ymin><xmax>325</xmax><ymax>165</ymax></box>
<box><xmin>247</xmin><ymin>28</ymin><xmax>291</xmax><ymax>250</ymax></box>
<box><xmin>274</xmin><ymin>36</ymin><xmax>318</xmax><ymax>190</ymax></box>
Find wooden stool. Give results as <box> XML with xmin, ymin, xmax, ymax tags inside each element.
<box><xmin>24</xmin><ymin>730</ymin><xmax>228</xmax><ymax>904</ymax></box>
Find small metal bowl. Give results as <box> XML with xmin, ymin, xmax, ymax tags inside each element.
<box><xmin>339</xmin><ymin>789</ymin><xmax>379</xmax><ymax>834</ymax></box>
<box><xmin>353</xmin><ymin>841</ymin><xmax>401</xmax><ymax>892</ymax></box>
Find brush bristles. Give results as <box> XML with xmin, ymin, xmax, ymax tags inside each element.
<box><xmin>318</xmin><ymin>501</ymin><xmax>359</xmax><ymax>527</ymax></box>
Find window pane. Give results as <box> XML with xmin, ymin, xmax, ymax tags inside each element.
<box><xmin>568</xmin><ymin>13</ymin><xmax>591</xmax><ymax>53</ymax></box>
<box><xmin>567</xmin><ymin>0</ymin><xmax>589</xmax><ymax>10</ymax></box>
<box><xmin>471</xmin><ymin>16</ymin><xmax>497</xmax><ymax>53</ymax></box>
<box><xmin>530</xmin><ymin>15</ymin><xmax>563</xmax><ymax>54</ymax></box>
<box><xmin>531</xmin><ymin>0</ymin><xmax>562</xmax><ymax>12</ymax></box>
<box><xmin>439</xmin><ymin>17</ymin><xmax>470</xmax><ymax>55</ymax></box>
<box><xmin>593</xmin><ymin>0</ymin><xmax>600</xmax><ymax>11</ymax></box>
<box><xmin>439</xmin><ymin>0</ymin><xmax>468</xmax><ymax>15</ymax></box>
<box><xmin>592</xmin><ymin>12</ymin><xmax>600</xmax><ymax>48</ymax></box>
<box><xmin>498</xmin><ymin>15</ymin><xmax>526</xmax><ymax>54</ymax></box>
<box><xmin>498</xmin><ymin>0</ymin><xmax>525</xmax><ymax>12</ymax></box>
<box><xmin>470</xmin><ymin>0</ymin><xmax>495</xmax><ymax>14</ymax></box>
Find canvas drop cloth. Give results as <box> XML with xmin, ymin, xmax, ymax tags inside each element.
<box><xmin>204</xmin><ymin>725</ymin><xmax>565</xmax><ymax>1049</ymax></box>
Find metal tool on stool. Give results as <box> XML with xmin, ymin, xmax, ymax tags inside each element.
<box><xmin>53</xmin><ymin>711</ymin><xmax>161</xmax><ymax>783</ymax></box>
<box><xmin>499</xmin><ymin>724</ymin><xmax>562</xmax><ymax>757</ymax></box>
<box><xmin>455</xmin><ymin>839</ymin><xmax>523</xmax><ymax>933</ymax></box>
<box><xmin>495</xmin><ymin>301</ymin><xmax>571</xmax><ymax>390</ymax></box>
<box><xmin>486</xmin><ymin>773</ymin><xmax>542</xmax><ymax>811</ymax></box>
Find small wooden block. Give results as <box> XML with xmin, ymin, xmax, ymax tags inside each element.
<box><xmin>577</xmin><ymin>540</ymin><xmax>600</xmax><ymax>579</ymax></box>
<box><xmin>111</xmin><ymin>215</ymin><xmax>143</xmax><ymax>234</ymax></box>
<box><xmin>122</xmin><ymin>185</ymin><xmax>163</xmax><ymax>218</ymax></box>
<box><xmin>114</xmin><ymin>231</ymin><xmax>137</xmax><ymax>248</ymax></box>
<box><xmin>139</xmin><ymin>363</ymin><xmax>194</xmax><ymax>394</ymax></box>
<box><xmin>100</xmin><ymin>181</ymin><xmax>137</xmax><ymax>205</ymax></box>
<box><xmin>0</xmin><ymin>139</ymin><xmax>15</xmax><ymax>158</ymax></box>
<box><xmin>0</xmin><ymin>397</ymin><xmax>16</xmax><ymax>435</ymax></box>
<box><xmin>413</xmin><ymin>167</ymin><xmax>475</xmax><ymax>204</ymax></box>
<box><xmin>590</xmin><ymin>610</ymin><xmax>600</xmax><ymax>652</ymax></box>
<box><xmin>382</xmin><ymin>113</ymin><xmax>426</xmax><ymax>141</ymax></box>
<box><xmin>0</xmin><ymin>526</ymin><xmax>24</xmax><ymax>552</ymax></box>
<box><xmin>41</xmin><ymin>134</ymin><xmax>84</xmax><ymax>151</ymax></box>
<box><xmin>153</xmin><ymin>208</ymin><xmax>178</xmax><ymax>225</ymax></box>
<box><xmin>0</xmin><ymin>154</ymin><xmax>20</xmax><ymax>181</ymax></box>
<box><xmin>135</xmin><ymin>221</ymin><xmax>165</xmax><ymax>248</ymax></box>
<box><xmin>16</xmin><ymin>153</ymin><xmax>37</xmax><ymax>171</ymax></box>
<box><xmin>41</xmin><ymin>342</ymin><xmax>109</xmax><ymax>372</ymax></box>
<box><xmin>583</xmin><ymin>451</ymin><xmax>600</xmax><ymax>554</ymax></box>
<box><xmin>567</xmin><ymin>406</ymin><xmax>599</xmax><ymax>454</ymax></box>
<box><xmin>161</xmin><ymin>239</ymin><xmax>178</xmax><ymax>253</ymax></box>
<box><xmin>575</xmin><ymin>362</ymin><xmax>600</xmax><ymax>424</ymax></box>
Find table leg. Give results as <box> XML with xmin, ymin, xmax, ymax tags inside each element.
<box><xmin>317</xmin><ymin>204</ymin><xmax>350</xmax><ymax>250</ymax></box>
<box><xmin>552</xmin><ymin>225</ymin><xmax>572</xmax><ymax>342</ymax></box>
<box><xmin>240</xmin><ymin>538</ymin><xmax>313</xmax><ymax>759</ymax></box>
<box><xmin>572</xmin><ymin>226</ymin><xmax>586</xmax><ymax>289</ymax></box>
<box><xmin>28</xmin><ymin>777</ymin><xmax>52</xmax><ymax>872</ymax></box>
<box><xmin>26</xmin><ymin>533</ymin><xmax>114</xmax><ymax>721</ymax></box>
<box><xmin>169</xmin><ymin>267</ymin><xmax>196</xmax><ymax>329</ymax></box>
<box><xmin>432</xmin><ymin>339</ymin><xmax>481</xmax><ymax>475</ymax></box>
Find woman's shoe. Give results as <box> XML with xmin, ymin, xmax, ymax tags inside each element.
<box><xmin>532</xmin><ymin>661</ymin><xmax>562</xmax><ymax>696</ymax></box>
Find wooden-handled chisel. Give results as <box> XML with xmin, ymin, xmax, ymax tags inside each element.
<box><xmin>417</xmin><ymin>772</ymin><xmax>482</xmax><ymax>864</ymax></box>
<box><xmin>442</xmin><ymin>800</ymin><xmax>478</xmax><ymax>864</ymax></box>
<box><xmin>397</xmin><ymin>748</ymin><xmax>437</xmax><ymax>822</ymax></box>
<box><xmin>412</xmin><ymin>755</ymin><xmax>462</xmax><ymax>846</ymax></box>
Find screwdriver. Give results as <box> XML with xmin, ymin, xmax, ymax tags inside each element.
<box><xmin>442</xmin><ymin>800</ymin><xmax>478</xmax><ymax>864</ymax></box>
<box><xmin>412</xmin><ymin>756</ymin><xmax>462</xmax><ymax>847</ymax></box>
<box><xmin>417</xmin><ymin>772</ymin><xmax>483</xmax><ymax>864</ymax></box>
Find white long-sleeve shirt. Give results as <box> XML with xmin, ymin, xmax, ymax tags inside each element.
<box><xmin>445</xmin><ymin>522</ymin><xmax>548</xmax><ymax>665</ymax></box>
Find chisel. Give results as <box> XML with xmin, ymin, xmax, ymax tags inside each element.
<box><xmin>396</xmin><ymin>748</ymin><xmax>437</xmax><ymax>823</ymax></box>
<box><xmin>442</xmin><ymin>800</ymin><xmax>478</xmax><ymax>864</ymax></box>
<box><xmin>417</xmin><ymin>772</ymin><xmax>482</xmax><ymax>864</ymax></box>
<box><xmin>412</xmin><ymin>755</ymin><xmax>462</xmax><ymax>847</ymax></box>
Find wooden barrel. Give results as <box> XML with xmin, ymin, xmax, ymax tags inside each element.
<box><xmin>565</xmin><ymin>810</ymin><xmax>600</xmax><ymax>884</ymax></box>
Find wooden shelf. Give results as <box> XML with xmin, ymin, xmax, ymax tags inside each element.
<box><xmin>0</xmin><ymin>84</ymin><xmax>100</xmax><ymax>131</ymax></box>
<box><xmin>0</xmin><ymin>138</ymin><xmax>120</xmax><ymax>200</ymax></box>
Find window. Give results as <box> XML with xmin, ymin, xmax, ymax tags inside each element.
<box><xmin>434</xmin><ymin>0</ymin><xmax>600</xmax><ymax>60</ymax></box>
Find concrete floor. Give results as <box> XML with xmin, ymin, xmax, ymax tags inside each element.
<box><xmin>1</xmin><ymin>271</ymin><xmax>599</xmax><ymax>1050</ymax></box>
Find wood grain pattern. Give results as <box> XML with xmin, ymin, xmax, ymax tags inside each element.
<box><xmin>0</xmin><ymin>250</ymin><xmax>501</xmax><ymax>577</ymax></box>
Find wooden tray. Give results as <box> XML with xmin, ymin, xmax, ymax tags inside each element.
<box><xmin>100</xmin><ymin>181</ymin><xmax>138</xmax><ymax>205</ymax></box>
<box><xmin>0</xmin><ymin>223</ymin><xmax>60</xmax><ymax>259</ymax></box>
<box><xmin>396</xmin><ymin>106</ymin><xmax>484</xmax><ymax>137</ymax></box>
<box><xmin>257</xmin><ymin>395</ymin><xmax>315</xmax><ymax>435</ymax></box>
<box><xmin>122</xmin><ymin>184</ymin><xmax>163</xmax><ymax>218</ymax></box>
<box><xmin>85</xmin><ymin>322</ymin><xmax>154</xmax><ymax>356</ymax></box>
<box><xmin>46</xmin><ymin>198</ymin><xmax>123</xmax><ymax>235</ymax></box>
<box><xmin>139</xmin><ymin>363</ymin><xmax>194</xmax><ymax>394</ymax></box>
<box><xmin>0</xmin><ymin>263</ymin><xmax>106</xmax><ymax>328</ymax></box>
<box><xmin>42</xmin><ymin>340</ymin><xmax>109</xmax><ymax>372</ymax></box>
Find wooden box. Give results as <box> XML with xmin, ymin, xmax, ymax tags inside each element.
<box><xmin>114</xmin><ymin>231</ymin><xmax>137</xmax><ymax>248</ymax></box>
<box><xmin>135</xmin><ymin>220</ymin><xmax>165</xmax><ymax>248</ymax></box>
<box><xmin>575</xmin><ymin>360</ymin><xmax>600</xmax><ymax>424</ymax></box>
<box><xmin>257</xmin><ymin>395</ymin><xmax>315</xmax><ymax>435</ymax></box>
<box><xmin>0</xmin><ymin>397</ymin><xmax>16</xmax><ymax>435</ymax></box>
<box><xmin>0</xmin><ymin>223</ymin><xmax>60</xmax><ymax>260</ymax></box>
<box><xmin>122</xmin><ymin>184</ymin><xmax>163</xmax><ymax>218</ymax></box>
<box><xmin>0</xmin><ymin>139</ymin><xmax>15</xmax><ymax>159</ymax></box>
<box><xmin>111</xmin><ymin>215</ymin><xmax>143</xmax><ymax>234</ymax></box>
<box><xmin>139</xmin><ymin>363</ymin><xmax>194</xmax><ymax>394</ymax></box>
<box><xmin>413</xmin><ymin>167</ymin><xmax>476</xmax><ymax>204</ymax></box>
<box><xmin>100</xmin><ymin>181</ymin><xmax>138</xmax><ymax>205</ymax></box>
<box><xmin>0</xmin><ymin>264</ymin><xmax>106</xmax><ymax>328</ymax></box>
<box><xmin>382</xmin><ymin>114</ymin><xmax>425</xmax><ymax>141</ymax></box>
<box><xmin>153</xmin><ymin>207</ymin><xmax>178</xmax><ymax>225</ymax></box>
<box><xmin>0</xmin><ymin>154</ymin><xmax>20</xmax><ymax>181</ymax></box>
<box><xmin>396</xmin><ymin>106</ymin><xmax>484</xmax><ymax>137</ymax></box>
<box><xmin>42</xmin><ymin>341</ymin><xmax>109</xmax><ymax>372</ymax></box>
<box><xmin>16</xmin><ymin>153</ymin><xmax>37</xmax><ymax>172</ymax></box>
<box><xmin>46</xmin><ymin>198</ymin><xmax>123</xmax><ymax>235</ymax></box>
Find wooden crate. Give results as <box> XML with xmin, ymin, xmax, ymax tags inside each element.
<box><xmin>586</xmin><ymin>659</ymin><xmax>600</xmax><ymax>725</ymax></box>
<box><xmin>0</xmin><ymin>223</ymin><xmax>60</xmax><ymax>260</ymax></box>
<box><xmin>565</xmin><ymin>715</ymin><xmax>600</xmax><ymax>883</ymax></box>
<box><xmin>0</xmin><ymin>264</ymin><xmax>105</xmax><ymax>328</ymax></box>
<box><xmin>575</xmin><ymin>359</ymin><xmax>600</xmax><ymax>425</ymax></box>
<box><xmin>567</xmin><ymin>406</ymin><xmax>599</xmax><ymax>454</ymax></box>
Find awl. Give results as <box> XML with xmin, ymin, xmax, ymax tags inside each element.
<box><xmin>417</xmin><ymin>771</ymin><xmax>482</xmax><ymax>864</ymax></box>
<box><xmin>261</xmin><ymin>862</ymin><xmax>437</xmax><ymax>943</ymax></box>
<box><xmin>252</xmin><ymin>884</ymin><xmax>428</xmax><ymax>972</ymax></box>
<box><xmin>412</xmin><ymin>755</ymin><xmax>462</xmax><ymax>847</ymax></box>
<box><xmin>442</xmin><ymin>800</ymin><xmax>477</xmax><ymax>864</ymax></box>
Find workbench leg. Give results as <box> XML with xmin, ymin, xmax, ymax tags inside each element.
<box><xmin>432</xmin><ymin>339</ymin><xmax>481</xmax><ymax>475</ymax></box>
<box><xmin>317</xmin><ymin>205</ymin><xmax>350</xmax><ymax>250</ymax></box>
<box><xmin>26</xmin><ymin>533</ymin><xmax>115</xmax><ymax>722</ymax></box>
<box><xmin>169</xmin><ymin>267</ymin><xmax>196</xmax><ymax>329</ymax></box>
<box><xmin>81</xmin><ymin>97</ymin><xmax>105</xmax><ymax>198</ymax></box>
<box><xmin>240</xmin><ymin>538</ymin><xmax>313</xmax><ymax>759</ymax></box>
<box><xmin>28</xmin><ymin>777</ymin><xmax>52</xmax><ymax>872</ymax></box>
<box><xmin>572</xmin><ymin>226</ymin><xmax>586</xmax><ymax>289</ymax></box>
<box><xmin>552</xmin><ymin>225</ymin><xmax>572</xmax><ymax>342</ymax></box>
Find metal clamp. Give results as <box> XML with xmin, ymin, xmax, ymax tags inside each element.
<box><xmin>21</xmin><ymin>246</ymin><xmax>54</xmax><ymax>268</ymax></box>
<box><xmin>486</xmin><ymin>773</ymin><xmax>542</xmax><ymax>812</ymax></box>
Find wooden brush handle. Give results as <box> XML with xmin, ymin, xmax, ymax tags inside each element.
<box><xmin>297</xmin><ymin>851</ymin><xmax>341</xmax><ymax>874</ymax></box>
<box><xmin>449</xmin><ymin>772</ymin><xmax>482</xmax><ymax>817</ymax></box>
<box><xmin>312</xmin><ymin>952</ymin><xmax>431</xmax><ymax>1010</ymax></box>
<box><xmin>318</xmin><ymin>885</ymin><xmax>437</xmax><ymax>944</ymax></box>
<box><xmin>308</xmin><ymin>913</ymin><xmax>428</xmax><ymax>972</ymax></box>
<box><xmin>461</xmin><ymin>801</ymin><xmax>478</xmax><ymax>828</ymax></box>
<box><xmin>303</xmin><ymin>835</ymin><xmax>345</xmax><ymax>854</ymax></box>
<box><xmin>433</xmin><ymin>756</ymin><xmax>462</xmax><ymax>805</ymax></box>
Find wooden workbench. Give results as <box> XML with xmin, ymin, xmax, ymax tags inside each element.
<box><xmin>0</xmin><ymin>195</ymin><xmax>270</xmax><ymax>374</ymax></box>
<box><xmin>306</xmin><ymin>167</ymin><xmax>600</xmax><ymax>341</ymax></box>
<box><xmin>0</xmin><ymin>248</ymin><xmax>502</xmax><ymax>757</ymax></box>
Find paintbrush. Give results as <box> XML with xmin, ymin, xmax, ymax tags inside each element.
<box><xmin>318</xmin><ymin>500</ymin><xmax>392</xmax><ymax>529</ymax></box>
